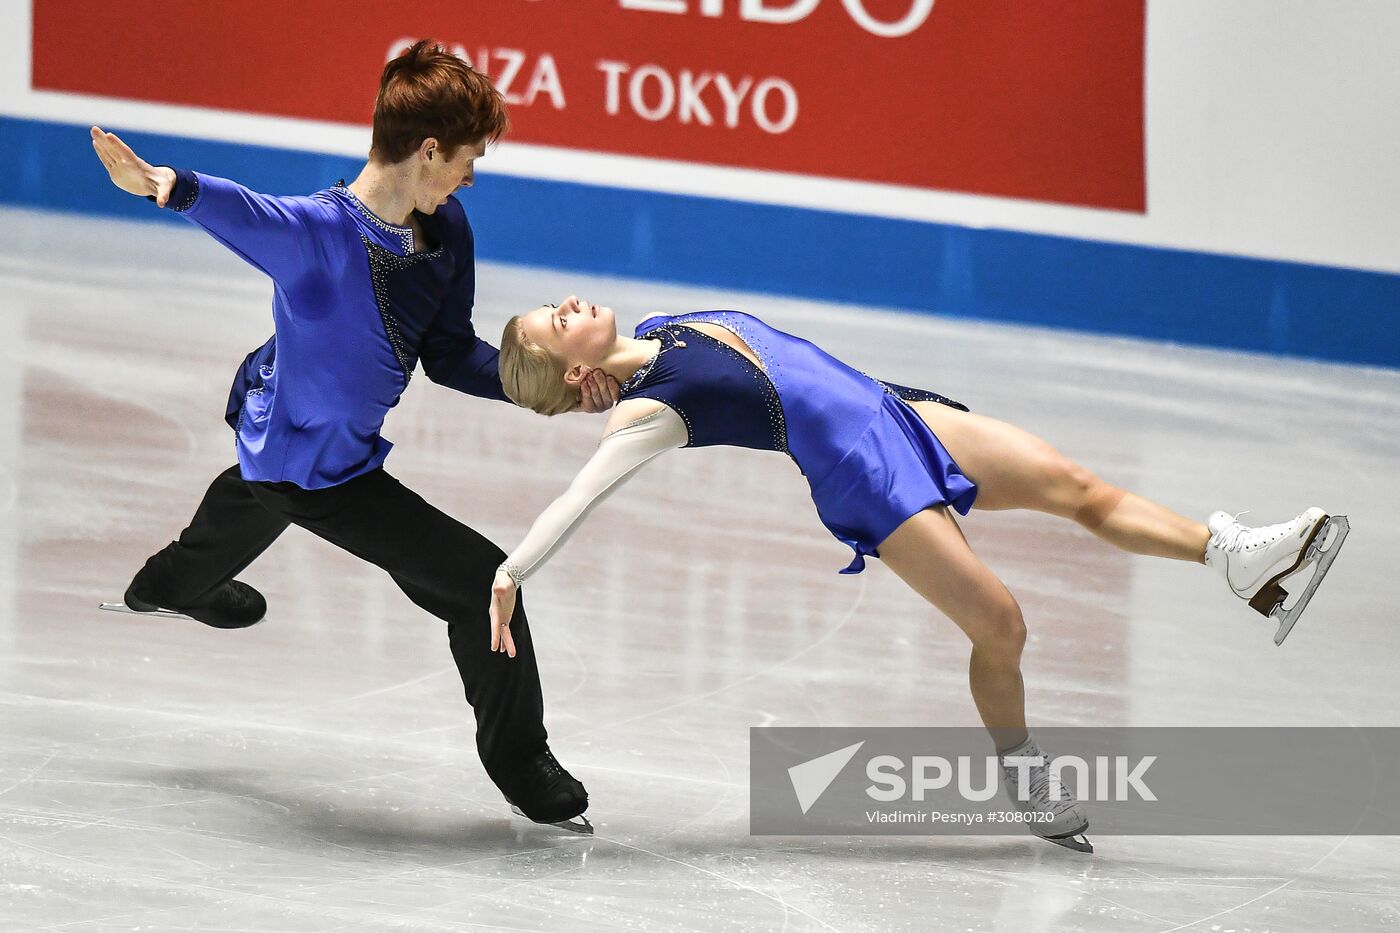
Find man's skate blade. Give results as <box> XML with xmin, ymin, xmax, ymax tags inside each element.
<box><xmin>1272</xmin><ymin>515</ymin><xmax>1349</xmax><ymax>646</ymax></box>
<box><xmin>509</xmin><ymin>803</ymin><xmax>594</xmax><ymax>835</ymax></box>
<box><xmin>99</xmin><ymin>601</ymin><xmax>265</xmax><ymax>628</ymax></box>
<box><xmin>99</xmin><ymin>602</ymin><xmax>195</xmax><ymax>622</ymax></box>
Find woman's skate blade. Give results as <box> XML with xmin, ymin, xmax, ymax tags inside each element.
<box><xmin>509</xmin><ymin>802</ymin><xmax>594</xmax><ymax>835</ymax></box>
<box><xmin>1029</xmin><ymin>810</ymin><xmax>1093</xmax><ymax>854</ymax></box>
<box><xmin>1041</xmin><ymin>831</ymin><xmax>1094</xmax><ymax>854</ymax></box>
<box><xmin>98</xmin><ymin>601</ymin><xmax>195</xmax><ymax>622</ymax></box>
<box><xmin>1263</xmin><ymin>515</ymin><xmax>1350</xmax><ymax>645</ymax></box>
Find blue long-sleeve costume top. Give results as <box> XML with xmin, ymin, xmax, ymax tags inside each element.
<box><xmin>162</xmin><ymin>170</ymin><xmax>506</xmax><ymax>489</ymax></box>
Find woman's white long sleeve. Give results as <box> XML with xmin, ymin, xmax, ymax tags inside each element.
<box><xmin>500</xmin><ymin>406</ymin><xmax>688</xmax><ymax>584</ymax></box>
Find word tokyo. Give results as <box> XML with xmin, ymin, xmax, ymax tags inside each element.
<box><xmin>867</xmin><ymin>754</ymin><xmax>1158</xmax><ymax>803</ymax></box>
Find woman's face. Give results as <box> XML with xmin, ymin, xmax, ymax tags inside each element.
<box><xmin>519</xmin><ymin>295</ymin><xmax>618</xmax><ymax>369</ymax></box>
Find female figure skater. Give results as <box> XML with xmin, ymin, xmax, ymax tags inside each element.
<box><xmin>488</xmin><ymin>297</ymin><xmax>1348</xmax><ymax>851</ymax></box>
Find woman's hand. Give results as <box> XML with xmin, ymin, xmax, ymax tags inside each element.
<box><xmin>90</xmin><ymin>126</ymin><xmax>176</xmax><ymax>207</ymax></box>
<box><xmin>489</xmin><ymin>569</ymin><xmax>519</xmax><ymax>658</ymax></box>
<box><xmin>576</xmin><ymin>367</ymin><xmax>621</xmax><ymax>413</ymax></box>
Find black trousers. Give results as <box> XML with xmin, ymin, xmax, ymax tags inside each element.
<box><xmin>136</xmin><ymin>465</ymin><xmax>547</xmax><ymax>785</ymax></box>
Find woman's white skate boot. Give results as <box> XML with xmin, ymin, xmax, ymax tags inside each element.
<box><xmin>998</xmin><ymin>736</ymin><xmax>1093</xmax><ymax>853</ymax></box>
<box><xmin>1205</xmin><ymin>508</ymin><xmax>1350</xmax><ymax>645</ymax></box>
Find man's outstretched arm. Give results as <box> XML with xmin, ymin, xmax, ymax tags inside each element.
<box><xmin>91</xmin><ymin>126</ymin><xmax>334</xmax><ymax>287</ymax></box>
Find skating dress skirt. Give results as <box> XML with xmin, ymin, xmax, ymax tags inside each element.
<box><xmin>621</xmin><ymin>312</ymin><xmax>978</xmax><ymax>573</ymax></box>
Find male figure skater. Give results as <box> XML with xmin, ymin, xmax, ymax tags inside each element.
<box><xmin>89</xmin><ymin>41</ymin><xmax>611</xmax><ymax>832</ymax></box>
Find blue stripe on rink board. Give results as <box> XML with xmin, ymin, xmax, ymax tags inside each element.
<box><xmin>6</xmin><ymin>114</ymin><xmax>1398</xmax><ymax>368</ymax></box>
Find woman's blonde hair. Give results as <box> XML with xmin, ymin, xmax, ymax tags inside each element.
<box><xmin>499</xmin><ymin>316</ymin><xmax>581</xmax><ymax>416</ymax></box>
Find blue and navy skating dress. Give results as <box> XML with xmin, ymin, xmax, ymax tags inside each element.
<box><xmin>620</xmin><ymin>311</ymin><xmax>977</xmax><ymax>573</ymax></box>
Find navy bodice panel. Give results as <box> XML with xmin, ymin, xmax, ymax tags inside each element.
<box><xmin>620</xmin><ymin>324</ymin><xmax>787</xmax><ymax>452</ymax></box>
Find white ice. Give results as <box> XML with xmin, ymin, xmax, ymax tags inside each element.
<box><xmin>1</xmin><ymin>206</ymin><xmax>1398</xmax><ymax>932</ymax></box>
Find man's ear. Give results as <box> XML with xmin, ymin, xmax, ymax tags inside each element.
<box><xmin>419</xmin><ymin>136</ymin><xmax>439</xmax><ymax>161</ymax></box>
<box><xmin>563</xmin><ymin>363</ymin><xmax>590</xmax><ymax>387</ymax></box>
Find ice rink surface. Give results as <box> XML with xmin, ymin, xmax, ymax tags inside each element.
<box><xmin>2</xmin><ymin>206</ymin><xmax>1398</xmax><ymax>931</ymax></box>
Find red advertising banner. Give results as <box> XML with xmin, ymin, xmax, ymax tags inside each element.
<box><xmin>33</xmin><ymin>0</ymin><xmax>1145</xmax><ymax>210</ymax></box>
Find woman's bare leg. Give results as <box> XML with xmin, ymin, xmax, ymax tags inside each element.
<box><xmin>911</xmin><ymin>402</ymin><xmax>1210</xmax><ymax>563</ymax></box>
<box><xmin>878</xmin><ymin>507</ymin><xmax>1030</xmax><ymax>751</ymax></box>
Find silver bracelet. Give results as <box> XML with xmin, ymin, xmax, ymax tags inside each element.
<box><xmin>498</xmin><ymin>560</ymin><xmax>526</xmax><ymax>588</ymax></box>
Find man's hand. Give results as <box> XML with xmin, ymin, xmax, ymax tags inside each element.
<box><xmin>576</xmin><ymin>367</ymin><xmax>621</xmax><ymax>413</ymax></box>
<box><xmin>489</xmin><ymin>570</ymin><xmax>519</xmax><ymax>659</ymax></box>
<box><xmin>90</xmin><ymin>126</ymin><xmax>176</xmax><ymax>207</ymax></box>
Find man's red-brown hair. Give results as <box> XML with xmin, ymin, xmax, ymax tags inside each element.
<box><xmin>370</xmin><ymin>40</ymin><xmax>509</xmax><ymax>164</ymax></box>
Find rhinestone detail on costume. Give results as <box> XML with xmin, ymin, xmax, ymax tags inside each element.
<box><xmin>360</xmin><ymin>233</ymin><xmax>434</xmax><ymax>382</ymax></box>
<box><xmin>339</xmin><ymin>183</ymin><xmax>416</xmax><ymax>254</ymax></box>
<box><xmin>606</xmin><ymin>406</ymin><xmax>671</xmax><ymax>437</ymax></box>
<box><xmin>172</xmin><ymin>174</ymin><xmax>200</xmax><ymax>213</ymax></box>
<box><xmin>233</xmin><ymin>387</ymin><xmax>264</xmax><ymax>442</ymax></box>
<box><xmin>499</xmin><ymin>559</ymin><xmax>526</xmax><ymax>588</ymax></box>
<box><xmin>876</xmin><ymin>380</ymin><xmax>966</xmax><ymax>409</ymax></box>
<box><xmin>618</xmin><ymin>329</ymin><xmax>681</xmax><ymax>396</ymax></box>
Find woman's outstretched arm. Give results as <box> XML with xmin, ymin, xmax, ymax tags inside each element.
<box><xmin>489</xmin><ymin>400</ymin><xmax>687</xmax><ymax>656</ymax></box>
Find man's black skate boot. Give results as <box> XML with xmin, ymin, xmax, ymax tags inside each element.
<box><xmin>500</xmin><ymin>747</ymin><xmax>591</xmax><ymax>834</ymax></box>
<box><xmin>124</xmin><ymin>578</ymin><xmax>267</xmax><ymax>629</ymax></box>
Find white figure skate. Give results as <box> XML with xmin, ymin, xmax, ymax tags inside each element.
<box><xmin>1205</xmin><ymin>508</ymin><xmax>1349</xmax><ymax>645</ymax></box>
<box><xmin>999</xmin><ymin>736</ymin><xmax>1093</xmax><ymax>854</ymax></box>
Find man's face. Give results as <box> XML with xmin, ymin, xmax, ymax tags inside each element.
<box><xmin>418</xmin><ymin>138</ymin><xmax>486</xmax><ymax>213</ymax></box>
